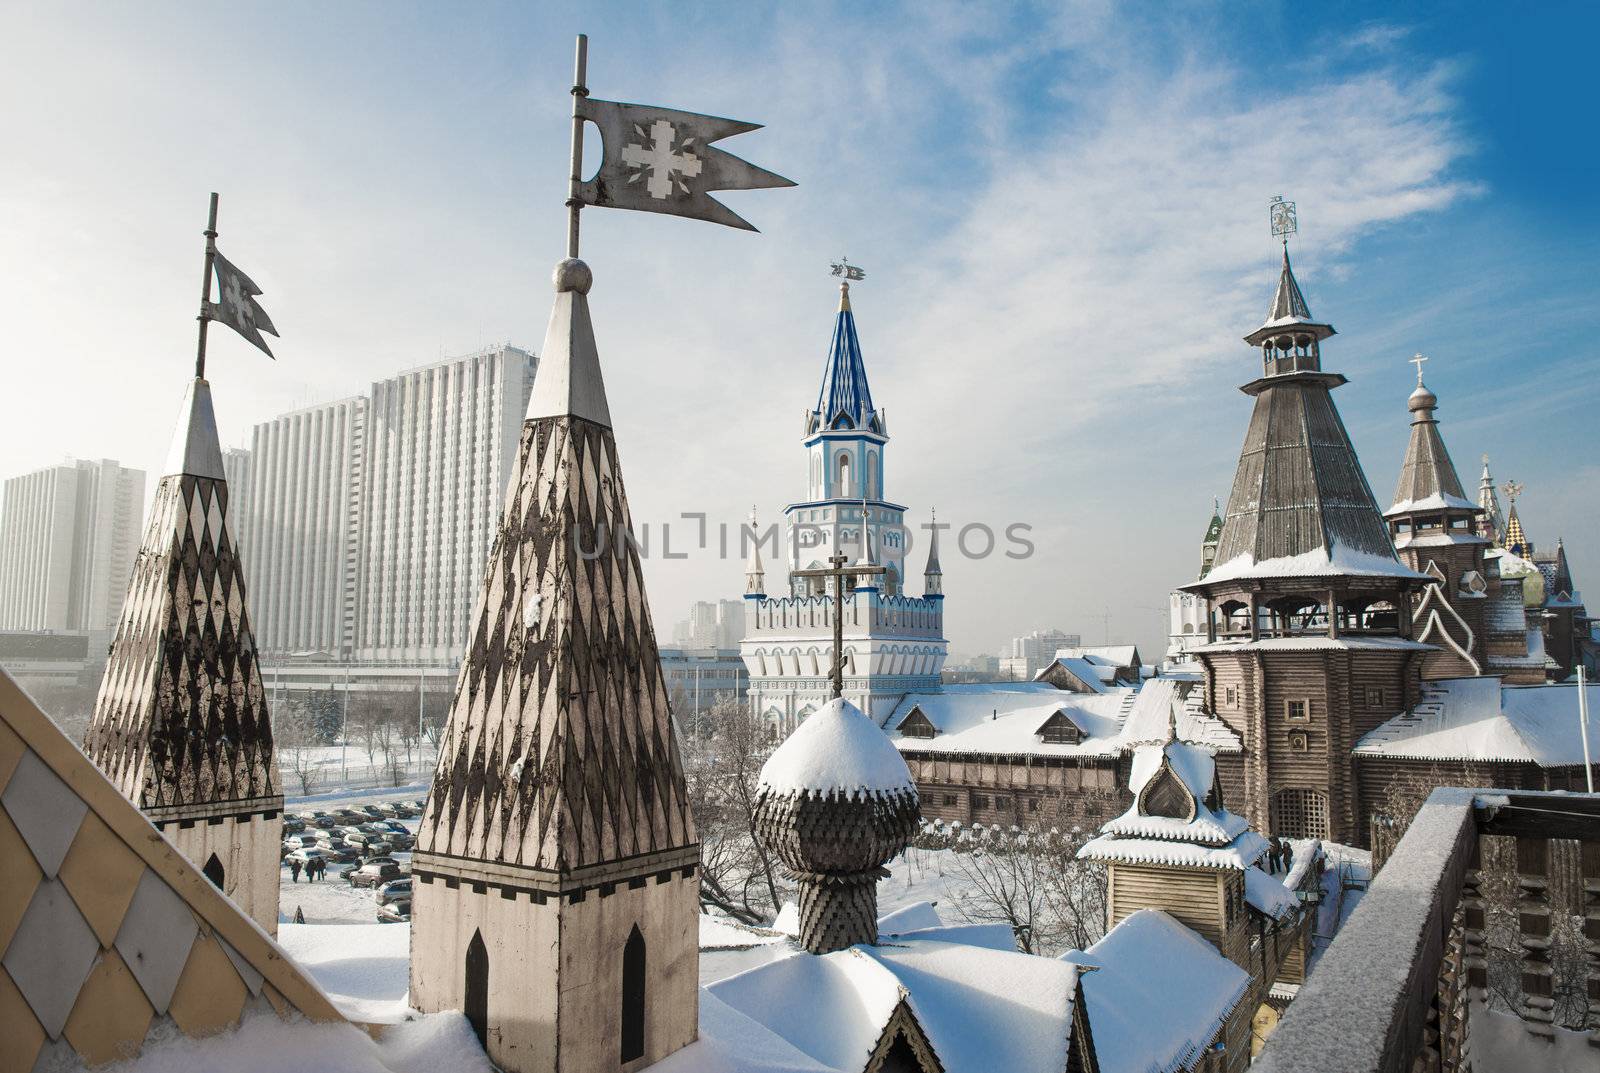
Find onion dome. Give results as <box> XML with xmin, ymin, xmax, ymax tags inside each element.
<box><xmin>1408</xmin><ymin>381</ymin><xmax>1438</xmax><ymax>414</ymax></box>
<box><xmin>754</xmin><ymin>699</ymin><xmax>919</xmax><ymax>953</ymax></box>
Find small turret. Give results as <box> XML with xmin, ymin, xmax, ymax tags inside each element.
<box><xmin>745</xmin><ymin>505</ymin><xmax>766</xmax><ymax>599</ymax></box>
<box><xmin>1478</xmin><ymin>456</ymin><xmax>1506</xmax><ymax>544</ymax></box>
<box><xmin>1199</xmin><ymin>498</ymin><xmax>1223</xmax><ymax>580</ymax></box>
<box><xmin>924</xmin><ymin>509</ymin><xmax>944</xmax><ymax>599</ymax></box>
<box><xmin>753</xmin><ymin>698</ymin><xmax>919</xmax><ymax>953</ymax></box>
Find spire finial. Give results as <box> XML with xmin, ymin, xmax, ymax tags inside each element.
<box><xmin>1504</xmin><ymin>479</ymin><xmax>1523</xmax><ymax>507</ymax></box>
<box><xmin>1166</xmin><ymin>697</ymin><xmax>1180</xmax><ymax>743</ymax></box>
<box><xmin>831</xmin><ymin>257</ymin><xmax>864</xmax><ymax>312</ymax></box>
<box><xmin>1410</xmin><ymin>352</ymin><xmax>1429</xmax><ymax>386</ymax></box>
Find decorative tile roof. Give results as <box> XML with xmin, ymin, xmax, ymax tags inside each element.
<box><xmin>84</xmin><ymin>378</ymin><xmax>280</xmax><ymax>817</ymax></box>
<box><xmin>811</xmin><ymin>284</ymin><xmax>881</xmax><ymax>435</ymax></box>
<box><xmin>0</xmin><ymin>668</ymin><xmax>342</xmax><ymax>1069</ymax></box>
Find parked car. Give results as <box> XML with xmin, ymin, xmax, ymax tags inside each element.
<box><xmin>379</xmin><ymin>831</ymin><xmax>413</xmax><ymax>851</ymax></box>
<box><xmin>365</xmin><ymin>840</ymin><xmax>396</xmax><ymax>857</ymax></box>
<box><xmin>358</xmin><ymin>804</ymin><xmax>387</xmax><ymax>819</ymax></box>
<box><xmin>406</xmin><ymin>799</ymin><xmax>426</xmax><ymax>812</ymax></box>
<box><xmin>315</xmin><ymin>841</ymin><xmax>360</xmax><ymax>863</ymax></box>
<box><xmin>282</xmin><ymin>816</ymin><xmax>305</xmax><ymax>833</ymax></box>
<box><xmin>377</xmin><ymin>898</ymin><xmax>411</xmax><ymax>924</ymax></box>
<box><xmin>341</xmin><ymin>830</ymin><xmax>371</xmax><ymax>847</ymax></box>
<box><xmin>348</xmin><ymin>861</ymin><xmax>406</xmax><ymax>889</ymax></box>
<box><xmin>287</xmin><ymin>847</ymin><xmax>327</xmax><ymax>867</ymax></box>
<box><xmin>375</xmin><ymin>878</ymin><xmax>412</xmax><ymax>903</ymax></box>
<box><xmin>388</xmin><ymin>803</ymin><xmax>417</xmax><ymax>818</ymax></box>
<box><xmin>285</xmin><ymin>834</ymin><xmax>322</xmax><ymax>852</ymax></box>
<box><xmin>373</xmin><ymin>802</ymin><xmax>403</xmax><ymax>817</ymax></box>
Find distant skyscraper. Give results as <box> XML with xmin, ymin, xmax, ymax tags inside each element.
<box><xmin>221</xmin><ymin>446</ymin><xmax>252</xmax><ymax>552</ymax></box>
<box><xmin>236</xmin><ymin>344</ymin><xmax>536</xmax><ymax>666</ymax></box>
<box><xmin>0</xmin><ymin>458</ymin><xmax>145</xmax><ymax>633</ymax></box>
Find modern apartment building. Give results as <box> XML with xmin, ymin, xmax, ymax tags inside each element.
<box><xmin>236</xmin><ymin>344</ymin><xmax>536</xmax><ymax>671</ymax></box>
<box><xmin>0</xmin><ymin>459</ymin><xmax>145</xmax><ymax>634</ymax></box>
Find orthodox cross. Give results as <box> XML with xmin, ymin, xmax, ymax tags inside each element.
<box><xmin>830</xmin><ymin>257</ymin><xmax>866</xmax><ymax>282</ymax></box>
<box><xmin>1269</xmin><ymin>195</ymin><xmax>1297</xmax><ymax>246</ymax></box>
<box><xmin>792</xmin><ymin>553</ymin><xmax>884</xmax><ymax>699</ymax></box>
<box><xmin>1409</xmin><ymin>352</ymin><xmax>1429</xmax><ymax>384</ymax></box>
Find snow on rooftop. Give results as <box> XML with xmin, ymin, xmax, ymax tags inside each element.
<box><xmin>277</xmin><ymin>921</ymin><xmax>412</xmax><ymax>1024</ymax></box>
<box><xmin>701</xmin><ymin>932</ymin><xmax>1083</xmax><ymax>1073</ymax></box>
<box><xmin>1384</xmin><ymin>492</ymin><xmax>1478</xmax><ymax>517</ymax></box>
<box><xmin>1355</xmin><ymin>676</ymin><xmax>1600</xmax><ymax>766</ymax></box>
<box><xmin>1243</xmin><ymin>866</ymin><xmax>1298</xmax><ymax>921</ymax></box>
<box><xmin>95</xmin><ymin>1008</ymin><xmax>493</xmax><ymax>1073</ymax></box>
<box><xmin>1079</xmin><ymin>829</ymin><xmax>1270</xmax><ymax>871</ymax></box>
<box><xmin>1063</xmin><ymin>909</ymin><xmax>1250</xmax><ymax>1073</ymax></box>
<box><xmin>1192</xmin><ymin>635</ymin><xmax>1433</xmax><ymax>654</ymax></box>
<box><xmin>758</xmin><ymin>697</ymin><xmax>914</xmax><ymax>799</ymax></box>
<box><xmin>1201</xmin><ymin>545</ymin><xmax>1425</xmax><ymax>586</ymax></box>
<box><xmin>883</xmin><ymin>679</ymin><xmax>1241</xmax><ymax>759</ymax></box>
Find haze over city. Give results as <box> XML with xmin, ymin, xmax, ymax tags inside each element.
<box><xmin>4</xmin><ymin>2</ymin><xmax>1597</xmax><ymax>659</ymax></box>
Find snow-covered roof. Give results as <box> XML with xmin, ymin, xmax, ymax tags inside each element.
<box><xmin>1055</xmin><ymin>645</ymin><xmax>1141</xmax><ymax>668</ymax></box>
<box><xmin>697</xmin><ymin>926</ymin><xmax>1084</xmax><ymax>1073</ymax></box>
<box><xmin>1098</xmin><ymin>728</ymin><xmax>1251</xmax><ymax>846</ymax></box>
<box><xmin>1201</xmin><ymin>546</ymin><xmax>1426</xmax><ymax>586</ymax></box>
<box><xmin>1036</xmin><ymin>656</ymin><xmax>1114</xmax><ymax>691</ymax></box>
<box><xmin>1355</xmin><ymin>676</ymin><xmax>1600</xmax><ymax>766</ymax></box>
<box><xmin>1393</xmin><ymin>529</ymin><xmax>1488</xmax><ymax>550</ymax></box>
<box><xmin>1061</xmin><ymin>909</ymin><xmax>1250</xmax><ymax>1073</ymax></box>
<box><xmin>759</xmin><ymin>697</ymin><xmax>914</xmax><ymax>799</ymax></box>
<box><xmin>1243</xmin><ymin>867</ymin><xmax>1297</xmax><ymax>921</ymax></box>
<box><xmin>882</xmin><ymin>680</ymin><xmax>1242</xmax><ymax>759</ymax></box>
<box><xmin>1078</xmin><ymin>829</ymin><xmax>1270</xmax><ymax>871</ymax></box>
<box><xmin>1384</xmin><ymin>492</ymin><xmax>1478</xmax><ymax>517</ymax></box>
<box><xmin>1191</xmin><ymin>635</ymin><xmax>1433</xmax><ymax>654</ymax></box>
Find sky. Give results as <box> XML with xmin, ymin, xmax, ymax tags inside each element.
<box><xmin>3</xmin><ymin>1</ymin><xmax>1598</xmax><ymax>662</ymax></box>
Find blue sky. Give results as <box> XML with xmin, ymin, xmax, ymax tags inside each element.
<box><xmin>2</xmin><ymin>2</ymin><xmax>1596</xmax><ymax>659</ymax></box>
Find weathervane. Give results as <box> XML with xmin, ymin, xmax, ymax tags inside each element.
<box><xmin>830</xmin><ymin>256</ymin><xmax>866</xmax><ymax>282</ymax></box>
<box><xmin>1503</xmin><ymin>480</ymin><xmax>1524</xmax><ymax>506</ymax></box>
<box><xmin>1409</xmin><ymin>352</ymin><xmax>1429</xmax><ymax>385</ymax></box>
<box><xmin>1269</xmin><ymin>195</ymin><xmax>1297</xmax><ymax>246</ymax></box>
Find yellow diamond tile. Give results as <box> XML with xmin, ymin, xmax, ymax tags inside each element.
<box><xmin>58</xmin><ymin>812</ymin><xmax>146</xmax><ymax>947</ymax></box>
<box><xmin>0</xmin><ymin>806</ymin><xmax>42</xmax><ymax>952</ymax></box>
<box><xmin>166</xmin><ymin>932</ymin><xmax>246</xmax><ymax>1039</ymax></box>
<box><xmin>63</xmin><ymin>949</ymin><xmax>154</xmax><ymax>1068</ymax></box>
<box><xmin>0</xmin><ymin>717</ymin><xmax>22</xmax><ymax>791</ymax></box>
<box><xmin>0</xmin><ymin>965</ymin><xmax>45</xmax><ymax>1073</ymax></box>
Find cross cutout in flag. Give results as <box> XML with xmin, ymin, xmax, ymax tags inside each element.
<box><xmin>209</xmin><ymin>250</ymin><xmax>279</xmax><ymax>358</ymax></box>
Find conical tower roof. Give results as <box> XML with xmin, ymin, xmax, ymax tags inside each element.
<box><xmin>1244</xmin><ymin>248</ymin><xmax>1335</xmax><ymax>346</ymax></box>
<box><xmin>1478</xmin><ymin>457</ymin><xmax>1506</xmax><ymax>544</ymax></box>
<box><xmin>1505</xmin><ymin>503</ymin><xmax>1529</xmax><ymax>557</ymax></box>
<box><xmin>1385</xmin><ymin>376</ymin><xmax>1477</xmax><ymax>517</ymax></box>
<box><xmin>416</xmin><ymin>259</ymin><xmax>696</xmax><ymax>874</ymax></box>
<box><xmin>1193</xmin><ymin>253</ymin><xmax>1420</xmax><ymax>589</ymax></box>
<box><xmin>810</xmin><ymin>283</ymin><xmax>881</xmax><ymax>435</ymax></box>
<box><xmin>84</xmin><ymin>377</ymin><xmax>279</xmax><ymax>816</ymax></box>
<box><xmin>924</xmin><ymin>510</ymin><xmax>943</xmax><ymax>577</ymax></box>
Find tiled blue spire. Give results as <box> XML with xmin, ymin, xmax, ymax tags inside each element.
<box><xmin>811</xmin><ymin>283</ymin><xmax>881</xmax><ymax>435</ymax></box>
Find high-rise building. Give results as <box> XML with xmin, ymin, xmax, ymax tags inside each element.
<box><xmin>236</xmin><ymin>345</ymin><xmax>536</xmax><ymax>668</ymax></box>
<box><xmin>221</xmin><ymin>446</ymin><xmax>252</xmax><ymax>552</ymax></box>
<box><xmin>238</xmin><ymin>396</ymin><xmax>368</xmax><ymax>658</ymax></box>
<box><xmin>999</xmin><ymin>628</ymin><xmax>1082</xmax><ymax>679</ymax></box>
<box><xmin>0</xmin><ymin>458</ymin><xmax>145</xmax><ymax>633</ymax></box>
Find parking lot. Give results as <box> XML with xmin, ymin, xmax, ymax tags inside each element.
<box><xmin>279</xmin><ymin>789</ymin><xmax>424</xmax><ymax>925</ymax></box>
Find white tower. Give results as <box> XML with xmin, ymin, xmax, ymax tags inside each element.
<box><xmin>741</xmin><ymin>281</ymin><xmax>948</xmax><ymax>734</ymax></box>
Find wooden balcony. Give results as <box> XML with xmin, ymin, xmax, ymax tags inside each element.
<box><xmin>1254</xmin><ymin>788</ymin><xmax>1600</xmax><ymax>1073</ymax></box>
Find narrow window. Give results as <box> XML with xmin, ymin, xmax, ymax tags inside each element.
<box><xmin>465</xmin><ymin>930</ymin><xmax>489</xmax><ymax>1047</ymax></box>
<box><xmin>621</xmin><ymin>925</ymin><xmax>646</xmax><ymax>1062</ymax></box>
<box><xmin>203</xmin><ymin>853</ymin><xmax>225</xmax><ymax>890</ymax></box>
<box><xmin>1224</xmin><ymin>686</ymin><xmax>1238</xmax><ymax>707</ymax></box>
<box><xmin>1365</xmin><ymin>687</ymin><xmax>1385</xmax><ymax>707</ymax></box>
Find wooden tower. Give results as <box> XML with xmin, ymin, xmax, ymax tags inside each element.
<box><xmin>83</xmin><ymin>377</ymin><xmax>283</xmax><ymax>933</ymax></box>
<box><xmin>1182</xmin><ymin>247</ymin><xmax>1430</xmax><ymax>844</ymax></box>
<box><xmin>1383</xmin><ymin>370</ymin><xmax>1489</xmax><ymax>678</ymax></box>
<box><xmin>409</xmin><ymin>258</ymin><xmax>700</xmax><ymax>1073</ymax></box>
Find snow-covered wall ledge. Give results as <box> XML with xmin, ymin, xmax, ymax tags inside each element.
<box><xmin>1253</xmin><ymin>787</ymin><xmax>1482</xmax><ymax>1073</ymax></box>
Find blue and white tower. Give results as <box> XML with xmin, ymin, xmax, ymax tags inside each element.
<box><xmin>741</xmin><ymin>281</ymin><xmax>948</xmax><ymax>735</ymax></box>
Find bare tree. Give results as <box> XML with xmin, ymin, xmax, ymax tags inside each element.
<box><xmin>682</xmin><ymin>698</ymin><xmax>786</xmax><ymax>924</ymax></box>
<box><xmin>275</xmin><ymin>701</ymin><xmax>323</xmax><ymax>796</ymax></box>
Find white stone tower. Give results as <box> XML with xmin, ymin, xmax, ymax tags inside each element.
<box><xmin>83</xmin><ymin>376</ymin><xmax>283</xmax><ymax>934</ymax></box>
<box><xmin>409</xmin><ymin>259</ymin><xmax>700</xmax><ymax>1073</ymax></box>
<box><xmin>741</xmin><ymin>283</ymin><xmax>948</xmax><ymax>733</ymax></box>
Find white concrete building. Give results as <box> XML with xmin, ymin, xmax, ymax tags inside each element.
<box><xmin>0</xmin><ymin>458</ymin><xmax>145</xmax><ymax>633</ymax></box>
<box><xmin>239</xmin><ymin>395</ymin><xmax>369</xmax><ymax>658</ymax></box>
<box><xmin>236</xmin><ymin>345</ymin><xmax>536</xmax><ymax>668</ymax></box>
<box><xmin>1166</xmin><ymin>503</ymin><xmax>1222</xmax><ymax>666</ymax></box>
<box><xmin>741</xmin><ymin>284</ymin><xmax>947</xmax><ymax>732</ymax></box>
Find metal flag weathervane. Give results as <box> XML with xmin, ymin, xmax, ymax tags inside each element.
<box><xmin>195</xmin><ymin>193</ymin><xmax>279</xmax><ymax>376</ymax></box>
<box><xmin>563</xmin><ymin>34</ymin><xmax>794</xmax><ymax>254</ymax></box>
<box><xmin>1270</xmin><ymin>195</ymin><xmax>1297</xmax><ymax>246</ymax></box>
<box><xmin>831</xmin><ymin>257</ymin><xmax>865</xmax><ymax>282</ymax></box>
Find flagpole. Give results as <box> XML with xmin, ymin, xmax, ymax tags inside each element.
<box><xmin>565</xmin><ymin>34</ymin><xmax>588</xmax><ymax>259</ymax></box>
<box><xmin>195</xmin><ymin>192</ymin><xmax>219</xmax><ymax>380</ymax></box>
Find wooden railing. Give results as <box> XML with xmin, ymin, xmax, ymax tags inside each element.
<box><xmin>1254</xmin><ymin>788</ymin><xmax>1600</xmax><ymax>1073</ymax></box>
